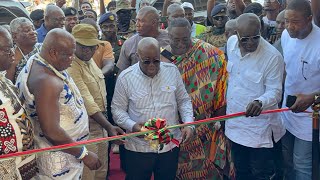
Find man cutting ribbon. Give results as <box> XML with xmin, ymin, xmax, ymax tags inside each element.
<box><xmin>112</xmin><ymin>37</ymin><xmax>194</xmax><ymax>180</ymax></box>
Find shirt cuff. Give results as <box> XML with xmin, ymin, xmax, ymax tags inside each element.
<box><xmin>182</xmin><ymin>117</ymin><xmax>194</xmax><ymax>123</ymax></box>
<box><xmin>87</xmin><ymin>106</ymin><xmax>102</xmax><ymax>116</ymax></box>
<box><xmin>123</xmin><ymin>119</ymin><xmax>137</xmax><ymax>132</ymax></box>
<box><xmin>255</xmin><ymin>97</ymin><xmax>266</xmax><ymax>109</ymax></box>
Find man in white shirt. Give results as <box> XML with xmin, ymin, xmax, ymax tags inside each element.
<box><xmin>225</xmin><ymin>13</ymin><xmax>285</xmax><ymax>180</ymax></box>
<box><xmin>112</xmin><ymin>37</ymin><xmax>194</xmax><ymax>180</ymax></box>
<box><xmin>280</xmin><ymin>0</ymin><xmax>320</xmax><ymax>179</ymax></box>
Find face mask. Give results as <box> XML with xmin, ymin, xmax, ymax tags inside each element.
<box><xmin>117</xmin><ymin>9</ymin><xmax>133</xmax><ymax>32</ymax></box>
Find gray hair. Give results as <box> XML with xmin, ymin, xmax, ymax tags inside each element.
<box><xmin>167</xmin><ymin>17</ymin><xmax>191</xmax><ymax>32</ymax></box>
<box><xmin>10</xmin><ymin>17</ymin><xmax>33</xmax><ymax>33</ymax></box>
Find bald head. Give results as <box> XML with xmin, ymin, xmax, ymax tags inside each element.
<box><xmin>167</xmin><ymin>4</ymin><xmax>185</xmax><ymax>18</ymax></box>
<box><xmin>236</xmin><ymin>13</ymin><xmax>261</xmax><ymax>33</ymax></box>
<box><xmin>225</xmin><ymin>19</ymin><xmax>237</xmax><ymax>39</ymax></box>
<box><xmin>226</xmin><ymin>19</ymin><xmax>237</xmax><ymax>31</ymax></box>
<box><xmin>277</xmin><ymin>10</ymin><xmax>285</xmax><ymax>20</ymax></box>
<box><xmin>138</xmin><ymin>6</ymin><xmax>160</xmax><ymax>20</ymax></box>
<box><xmin>45</xmin><ymin>5</ymin><xmax>64</xmax><ymax>16</ymax></box>
<box><xmin>137</xmin><ymin>37</ymin><xmax>160</xmax><ymax>78</ymax></box>
<box><xmin>44</xmin><ymin>5</ymin><xmax>65</xmax><ymax>31</ymax></box>
<box><xmin>137</xmin><ymin>37</ymin><xmax>160</xmax><ymax>55</ymax></box>
<box><xmin>42</xmin><ymin>29</ymin><xmax>75</xmax><ymax>54</ymax></box>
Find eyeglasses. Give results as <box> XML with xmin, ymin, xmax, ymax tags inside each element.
<box><xmin>0</xmin><ymin>45</ymin><xmax>15</xmax><ymax>56</ymax></box>
<box><xmin>142</xmin><ymin>60</ymin><xmax>161</xmax><ymax>65</ymax></box>
<box><xmin>212</xmin><ymin>15</ymin><xmax>228</xmax><ymax>21</ymax></box>
<box><xmin>237</xmin><ymin>32</ymin><xmax>261</xmax><ymax>43</ymax></box>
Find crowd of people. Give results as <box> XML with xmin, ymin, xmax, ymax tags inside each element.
<box><xmin>0</xmin><ymin>0</ymin><xmax>320</xmax><ymax>179</ymax></box>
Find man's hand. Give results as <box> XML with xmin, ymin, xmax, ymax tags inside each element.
<box><xmin>132</xmin><ymin>122</ymin><xmax>146</xmax><ymax>138</ymax></box>
<box><xmin>108</xmin><ymin>126</ymin><xmax>126</xmax><ymax>145</ymax></box>
<box><xmin>290</xmin><ymin>94</ymin><xmax>314</xmax><ymax>113</ymax></box>
<box><xmin>181</xmin><ymin>127</ymin><xmax>194</xmax><ymax>143</ymax></box>
<box><xmin>246</xmin><ymin>100</ymin><xmax>263</xmax><ymax>117</ymax></box>
<box><xmin>83</xmin><ymin>151</ymin><xmax>102</xmax><ymax>170</ymax></box>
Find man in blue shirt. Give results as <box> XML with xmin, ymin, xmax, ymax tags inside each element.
<box><xmin>36</xmin><ymin>5</ymin><xmax>65</xmax><ymax>43</ymax></box>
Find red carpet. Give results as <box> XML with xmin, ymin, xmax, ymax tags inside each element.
<box><xmin>109</xmin><ymin>152</ymin><xmax>126</xmax><ymax>180</ymax></box>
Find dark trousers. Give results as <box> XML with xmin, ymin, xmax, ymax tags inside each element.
<box><xmin>124</xmin><ymin>147</ymin><xmax>179</xmax><ymax>180</ymax></box>
<box><xmin>231</xmin><ymin>141</ymin><xmax>275</xmax><ymax>180</ymax></box>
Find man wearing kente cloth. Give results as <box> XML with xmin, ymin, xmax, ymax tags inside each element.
<box><xmin>161</xmin><ymin>18</ymin><xmax>235</xmax><ymax>179</ymax></box>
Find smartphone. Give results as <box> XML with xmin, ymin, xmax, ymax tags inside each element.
<box><xmin>286</xmin><ymin>95</ymin><xmax>297</xmax><ymax>107</ymax></box>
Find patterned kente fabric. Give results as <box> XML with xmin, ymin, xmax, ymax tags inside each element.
<box><xmin>0</xmin><ymin>72</ymin><xmax>37</xmax><ymax>180</ymax></box>
<box><xmin>164</xmin><ymin>39</ymin><xmax>235</xmax><ymax>180</ymax></box>
<box><xmin>16</xmin><ymin>54</ymin><xmax>89</xmax><ymax>179</ymax></box>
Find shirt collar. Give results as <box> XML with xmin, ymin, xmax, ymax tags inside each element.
<box><xmin>74</xmin><ymin>56</ymin><xmax>93</xmax><ymax>66</ymax></box>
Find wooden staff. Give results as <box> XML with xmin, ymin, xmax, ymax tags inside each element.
<box><xmin>311</xmin><ymin>95</ymin><xmax>320</xmax><ymax>180</ymax></box>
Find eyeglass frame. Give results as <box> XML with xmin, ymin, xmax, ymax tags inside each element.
<box><xmin>0</xmin><ymin>45</ymin><xmax>15</xmax><ymax>56</ymax></box>
<box><xmin>236</xmin><ymin>31</ymin><xmax>261</xmax><ymax>43</ymax></box>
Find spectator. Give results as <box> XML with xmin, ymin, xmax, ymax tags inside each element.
<box><xmin>112</xmin><ymin>37</ymin><xmax>194</xmax><ymax>180</ymax></box>
<box><xmin>197</xmin><ymin>4</ymin><xmax>229</xmax><ymax>48</ymax></box>
<box><xmin>225</xmin><ymin>13</ymin><xmax>285</xmax><ymax>180</ymax></box>
<box><xmin>116</xmin><ymin>0</ymin><xmax>136</xmax><ymax>36</ymax></box>
<box><xmin>107</xmin><ymin>1</ymin><xmax>116</xmax><ymax>11</ymax></box>
<box><xmin>99</xmin><ymin>11</ymin><xmax>128</xmax><ymax>172</ymax></box>
<box><xmin>167</xmin><ymin>3</ymin><xmax>185</xmax><ymax>25</ymax></box>
<box><xmin>30</xmin><ymin>9</ymin><xmax>44</xmax><ymax>29</ymax></box>
<box><xmin>116</xmin><ymin>6</ymin><xmax>170</xmax><ymax>74</ymax></box>
<box><xmin>36</xmin><ymin>5</ymin><xmax>65</xmax><ymax>43</ymax></box>
<box><xmin>225</xmin><ymin>18</ymin><xmax>237</xmax><ymax>39</ymax></box>
<box><xmin>84</xmin><ymin>9</ymin><xmax>98</xmax><ymax>22</ymax></box>
<box><xmin>181</xmin><ymin>2</ymin><xmax>206</xmax><ymax>37</ymax></box>
<box><xmin>0</xmin><ymin>26</ymin><xmax>37</xmax><ymax>180</ymax></box>
<box><xmin>80</xmin><ymin>2</ymin><xmax>92</xmax><ymax>13</ymax></box>
<box><xmin>272</xmin><ymin>10</ymin><xmax>285</xmax><ymax>54</ymax></box>
<box><xmin>6</xmin><ymin>17</ymin><xmax>41</xmax><ymax>83</ymax></box>
<box><xmin>63</xmin><ymin>7</ymin><xmax>79</xmax><ymax>33</ymax></box>
<box><xmin>263</xmin><ymin>0</ymin><xmax>281</xmax><ymax>27</ymax></box>
<box><xmin>280</xmin><ymin>0</ymin><xmax>320</xmax><ymax>179</ymax></box>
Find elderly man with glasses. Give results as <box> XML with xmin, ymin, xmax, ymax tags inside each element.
<box><xmin>225</xmin><ymin>13</ymin><xmax>285</xmax><ymax>180</ymax></box>
<box><xmin>112</xmin><ymin>37</ymin><xmax>194</xmax><ymax>180</ymax></box>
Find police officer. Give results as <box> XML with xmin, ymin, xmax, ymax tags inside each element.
<box><xmin>98</xmin><ymin>12</ymin><xmax>127</xmax><ymax>172</ymax></box>
<box><xmin>63</xmin><ymin>7</ymin><xmax>79</xmax><ymax>33</ymax></box>
<box><xmin>196</xmin><ymin>4</ymin><xmax>229</xmax><ymax>48</ymax></box>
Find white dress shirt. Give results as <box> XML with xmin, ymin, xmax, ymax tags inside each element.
<box><xmin>225</xmin><ymin>35</ymin><xmax>286</xmax><ymax>148</ymax></box>
<box><xmin>281</xmin><ymin>24</ymin><xmax>320</xmax><ymax>141</ymax></box>
<box><xmin>112</xmin><ymin>62</ymin><xmax>194</xmax><ymax>153</ymax></box>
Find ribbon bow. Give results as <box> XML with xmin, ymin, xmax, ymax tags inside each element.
<box><xmin>141</xmin><ymin>118</ymin><xmax>180</xmax><ymax>150</ymax></box>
